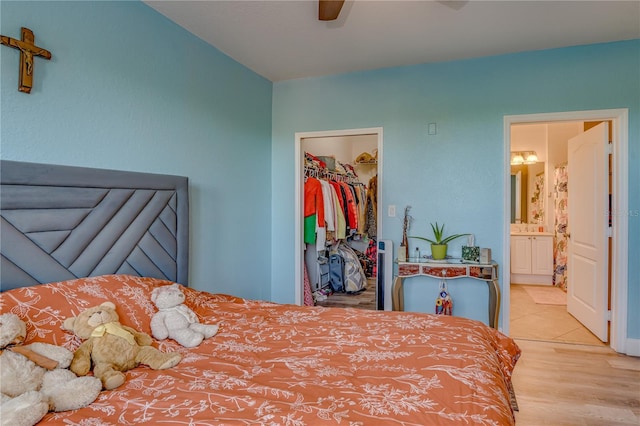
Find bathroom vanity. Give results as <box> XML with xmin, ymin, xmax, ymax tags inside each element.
<box><xmin>510</xmin><ymin>231</ymin><xmax>554</xmax><ymax>284</ymax></box>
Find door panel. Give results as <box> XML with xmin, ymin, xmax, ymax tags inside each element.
<box><xmin>567</xmin><ymin>122</ymin><xmax>609</xmax><ymax>342</ymax></box>
<box><xmin>511</xmin><ymin>236</ymin><xmax>531</xmax><ymax>274</ymax></box>
<box><xmin>532</xmin><ymin>236</ymin><xmax>554</xmax><ymax>275</ymax></box>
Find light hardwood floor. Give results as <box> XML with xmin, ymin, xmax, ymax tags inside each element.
<box><xmin>510</xmin><ymin>284</ymin><xmax>640</xmax><ymax>425</ymax></box>
<box><xmin>314</xmin><ymin>278</ymin><xmax>377</xmax><ymax>309</ymax></box>
<box><xmin>512</xmin><ymin>339</ymin><xmax>640</xmax><ymax>425</ymax></box>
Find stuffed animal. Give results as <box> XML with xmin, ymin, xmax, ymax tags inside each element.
<box><xmin>435</xmin><ymin>280</ymin><xmax>453</xmax><ymax>316</ymax></box>
<box><xmin>0</xmin><ymin>313</ymin><xmax>102</xmax><ymax>426</ymax></box>
<box><xmin>62</xmin><ymin>301</ymin><xmax>182</xmax><ymax>390</ymax></box>
<box><xmin>150</xmin><ymin>283</ymin><xmax>219</xmax><ymax>348</ymax></box>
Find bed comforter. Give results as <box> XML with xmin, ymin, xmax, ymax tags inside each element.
<box><xmin>0</xmin><ymin>274</ymin><xmax>520</xmax><ymax>425</ymax></box>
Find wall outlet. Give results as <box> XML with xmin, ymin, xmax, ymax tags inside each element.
<box><xmin>388</xmin><ymin>205</ymin><xmax>396</xmax><ymax>217</ymax></box>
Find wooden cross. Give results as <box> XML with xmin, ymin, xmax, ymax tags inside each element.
<box><xmin>1</xmin><ymin>27</ymin><xmax>52</xmax><ymax>93</ymax></box>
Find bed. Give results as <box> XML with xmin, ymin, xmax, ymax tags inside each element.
<box><xmin>1</xmin><ymin>160</ymin><xmax>520</xmax><ymax>425</ymax></box>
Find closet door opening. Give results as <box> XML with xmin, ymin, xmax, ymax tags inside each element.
<box><xmin>294</xmin><ymin>128</ymin><xmax>383</xmax><ymax>310</ymax></box>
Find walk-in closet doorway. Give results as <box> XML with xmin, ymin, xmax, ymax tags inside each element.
<box><xmin>294</xmin><ymin>127</ymin><xmax>383</xmax><ymax>309</ymax></box>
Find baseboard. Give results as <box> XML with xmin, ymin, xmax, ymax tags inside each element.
<box><xmin>624</xmin><ymin>338</ymin><xmax>640</xmax><ymax>357</ymax></box>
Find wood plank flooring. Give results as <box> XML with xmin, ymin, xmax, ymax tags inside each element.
<box><xmin>510</xmin><ymin>284</ymin><xmax>640</xmax><ymax>425</ymax></box>
<box><xmin>512</xmin><ymin>339</ymin><xmax>640</xmax><ymax>425</ymax></box>
<box><xmin>314</xmin><ymin>278</ymin><xmax>377</xmax><ymax>309</ymax></box>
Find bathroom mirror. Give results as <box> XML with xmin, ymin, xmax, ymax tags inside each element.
<box><xmin>510</xmin><ymin>163</ymin><xmax>545</xmax><ymax>224</ymax></box>
<box><xmin>511</xmin><ymin>170</ymin><xmax>524</xmax><ymax>223</ymax></box>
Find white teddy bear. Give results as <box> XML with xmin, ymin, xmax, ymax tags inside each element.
<box><xmin>150</xmin><ymin>284</ymin><xmax>219</xmax><ymax>348</ymax></box>
<box><xmin>0</xmin><ymin>313</ymin><xmax>102</xmax><ymax>426</ymax></box>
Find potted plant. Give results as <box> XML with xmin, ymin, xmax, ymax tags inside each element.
<box><xmin>410</xmin><ymin>222</ymin><xmax>469</xmax><ymax>260</ymax></box>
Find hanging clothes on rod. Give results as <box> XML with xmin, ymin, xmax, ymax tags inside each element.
<box><xmin>304</xmin><ymin>176</ymin><xmax>326</xmax><ymax>251</ymax></box>
<box><xmin>304</xmin><ymin>152</ymin><xmax>367</xmax><ymax>246</ymax></box>
<box><xmin>365</xmin><ymin>174</ymin><xmax>377</xmax><ymax>239</ymax></box>
<box><xmin>304</xmin><ymin>152</ymin><xmax>372</xmax><ymax>297</ymax></box>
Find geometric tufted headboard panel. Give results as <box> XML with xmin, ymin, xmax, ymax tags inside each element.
<box><xmin>0</xmin><ymin>160</ymin><xmax>189</xmax><ymax>291</ymax></box>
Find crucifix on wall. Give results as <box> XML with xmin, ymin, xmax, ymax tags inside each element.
<box><xmin>1</xmin><ymin>27</ymin><xmax>52</xmax><ymax>93</ymax></box>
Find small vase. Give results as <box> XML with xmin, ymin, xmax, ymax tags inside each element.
<box><xmin>400</xmin><ymin>234</ymin><xmax>409</xmax><ymax>261</ymax></box>
<box><xmin>431</xmin><ymin>244</ymin><xmax>448</xmax><ymax>260</ymax></box>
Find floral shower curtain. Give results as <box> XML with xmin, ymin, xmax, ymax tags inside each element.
<box><xmin>553</xmin><ymin>165</ymin><xmax>569</xmax><ymax>290</ymax></box>
<box><xmin>530</xmin><ymin>173</ymin><xmax>545</xmax><ymax>224</ymax></box>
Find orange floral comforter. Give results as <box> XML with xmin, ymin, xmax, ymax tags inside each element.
<box><xmin>1</xmin><ymin>275</ymin><xmax>520</xmax><ymax>425</ymax></box>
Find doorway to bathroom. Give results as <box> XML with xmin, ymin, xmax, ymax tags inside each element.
<box><xmin>503</xmin><ymin>109</ymin><xmax>628</xmax><ymax>354</ymax></box>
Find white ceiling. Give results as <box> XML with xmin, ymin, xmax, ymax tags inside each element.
<box><xmin>144</xmin><ymin>0</ymin><xmax>640</xmax><ymax>82</ymax></box>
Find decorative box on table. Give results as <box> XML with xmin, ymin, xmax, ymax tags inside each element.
<box><xmin>462</xmin><ymin>246</ymin><xmax>480</xmax><ymax>262</ymax></box>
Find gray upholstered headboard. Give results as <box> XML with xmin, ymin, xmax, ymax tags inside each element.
<box><xmin>1</xmin><ymin>160</ymin><xmax>189</xmax><ymax>291</ymax></box>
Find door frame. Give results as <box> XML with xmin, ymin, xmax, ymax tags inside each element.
<box><xmin>503</xmin><ymin>109</ymin><xmax>629</xmax><ymax>354</ymax></box>
<box><xmin>294</xmin><ymin>127</ymin><xmax>384</xmax><ymax>306</ymax></box>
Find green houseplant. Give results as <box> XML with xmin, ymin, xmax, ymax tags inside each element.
<box><xmin>410</xmin><ymin>222</ymin><xmax>469</xmax><ymax>260</ymax></box>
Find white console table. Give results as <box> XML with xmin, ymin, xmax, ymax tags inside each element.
<box><xmin>393</xmin><ymin>259</ymin><xmax>500</xmax><ymax>329</ymax></box>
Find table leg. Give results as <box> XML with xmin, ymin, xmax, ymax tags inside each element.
<box><xmin>392</xmin><ymin>273</ymin><xmax>500</xmax><ymax>329</ymax></box>
<box><xmin>487</xmin><ymin>279</ymin><xmax>501</xmax><ymax>329</ymax></box>
<box><xmin>392</xmin><ymin>276</ymin><xmax>405</xmax><ymax>311</ymax></box>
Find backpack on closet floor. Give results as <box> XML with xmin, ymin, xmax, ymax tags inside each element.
<box><xmin>317</xmin><ymin>255</ymin><xmax>331</xmax><ymax>290</ymax></box>
<box><xmin>328</xmin><ymin>253</ymin><xmax>345</xmax><ymax>292</ymax></box>
<box><xmin>336</xmin><ymin>244</ymin><xmax>367</xmax><ymax>294</ymax></box>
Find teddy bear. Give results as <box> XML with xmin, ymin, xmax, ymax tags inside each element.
<box><xmin>0</xmin><ymin>313</ymin><xmax>102</xmax><ymax>426</ymax></box>
<box><xmin>150</xmin><ymin>283</ymin><xmax>219</xmax><ymax>348</ymax></box>
<box><xmin>62</xmin><ymin>301</ymin><xmax>182</xmax><ymax>391</ymax></box>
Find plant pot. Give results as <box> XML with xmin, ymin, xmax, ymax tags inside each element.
<box><xmin>431</xmin><ymin>244</ymin><xmax>448</xmax><ymax>260</ymax></box>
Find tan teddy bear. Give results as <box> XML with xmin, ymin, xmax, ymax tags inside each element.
<box><xmin>62</xmin><ymin>301</ymin><xmax>182</xmax><ymax>390</ymax></box>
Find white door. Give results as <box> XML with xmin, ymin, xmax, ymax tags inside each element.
<box><xmin>567</xmin><ymin>123</ymin><xmax>609</xmax><ymax>342</ymax></box>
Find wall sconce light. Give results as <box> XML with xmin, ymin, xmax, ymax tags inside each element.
<box><xmin>524</xmin><ymin>152</ymin><xmax>538</xmax><ymax>164</ymax></box>
<box><xmin>510</xmin><ymin>152</ymin><xmax>525</xmax><ymax>165</ymax></box>
<box><xmin>511</xmin><ymin>151</ymin><xmax>537</xmax><ymax>165</ymax></box>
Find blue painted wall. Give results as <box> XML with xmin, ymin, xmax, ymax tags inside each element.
<box><xmin>272</xmin><ymin>41</ymin><xmax>640</xmax><ymax>336</ymax></box>
<box><xmin>1</xmin><ymin>1</ymin><xmax>273</xmax><ymax>299</ymax></box>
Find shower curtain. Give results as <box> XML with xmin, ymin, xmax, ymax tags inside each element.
<box><xmin>530</xmin><ymin>173</ymin><xmax>545</xmax><ymax>224</ymax></box>
<box><xmin>553</xmin><ymin>165</ymin><xmax>569</xmax><ymax>290</ymax></box>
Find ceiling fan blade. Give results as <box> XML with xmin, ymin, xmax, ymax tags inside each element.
<box><xmin>437</xmin><ymin>1</ymin><xmax>468</xmax><ymax>11</ymax></box>
<box><xmin>319</xmin><ymin>0</ymin><xmax>345</xmax><ymax>21</ymax></box>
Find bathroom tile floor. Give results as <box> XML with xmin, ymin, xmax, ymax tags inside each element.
<box><xmin>510</xmin><ymin>284</ymin><xmax>606</xmax><ymax>346</ymax></box>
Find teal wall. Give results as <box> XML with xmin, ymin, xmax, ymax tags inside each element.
<box><xmin>272</xmin><ymin>41</ymin><xmax>640</xmax><ymax>335</ymax></box>
<box><xmin>1</xmin><ymin>1</ymin><xmax>273</xmax><ymax>299</ymax></box>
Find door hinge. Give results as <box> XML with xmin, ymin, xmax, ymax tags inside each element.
<box><xmin>607</xmin><ymin>310</ymin><xmax>612</xmax><ymax>321</ymax></box>
<box><xmin>607</xmin><ymin>142</ymin><xmax>613</xmax><ymax>155</ymax></box>
<box><xmin>608</xmin><ymin>226</ymin><xmax>613</xmax><ymax>238</ymax></box>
